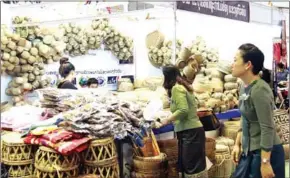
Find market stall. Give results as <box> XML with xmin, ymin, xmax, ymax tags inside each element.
<box><xmin>1</xmin><ymin>2</ymin><xmax>289</xmax><ymax>178</ymax></box>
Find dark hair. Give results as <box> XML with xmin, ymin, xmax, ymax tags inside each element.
<box><xmin>238</xmin><ymin>43</ymin><xmax>264</xmax><ymax>75</ymax></box>
<box><xmin>277</xmin><ymin>62</ymin><xmax>285</xmax><ymax>69</ymax></box>
<box><xmin>261</xmin><ymin>68</ymin><xmax>271</xmax><ymax>84</ymax></box>
<box><xmin>87</xmin><ymin>78</ymin><xmax>98</xmax><ymax>86</ymax></box>
<box><xmin>59</xmin><ymin>57</ymin><xmax>75</xmax><ymax>78</ymax></box>
<box><xmin>162</xmin><ymin>65</ymin><xmax>193</xmax><ymax>97</ymax></box>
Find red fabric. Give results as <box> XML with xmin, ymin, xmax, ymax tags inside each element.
<box><xmin>24</xmin><ymin>135</ymin><xmax>90</xmax><ymax>155</ymax></box>
<box><xmin>41</xmin><ymin>129</ymin><xmax>73</xmax><ymax>143</ymax></box>
<box><xmin>274</xmin><ymin>42</ymin><xmax>281</xmax><ymax>63</ymax></box>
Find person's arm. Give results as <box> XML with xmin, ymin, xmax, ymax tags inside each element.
<box><xmin>167</xmin><ymin>85</ymin><xmax>189</xmax><ymax>123</ymax></box>
<box><xmin>251</xmin><ymin>85</ymin><xmax>275</xmax><ymax>158</ymax></box>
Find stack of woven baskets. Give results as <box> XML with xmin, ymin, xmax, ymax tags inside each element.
<box><xmin>1</xmin><ymin>132</ymin><xmax>35</xmax><ymax>178</ymax></box>
<box><xmin>34</xmin><ymin>146</ymin><xmax>80</xmax><ymax>178</ymax></box>
<box><xmin>157</xmin><ymin>139</ymin><xmax>178</xmax><ymax>178</ymax></box>
<box><xmin>82</xmin><ymin>137</ymin><xmax>119</xmax><ymax>178</ymax></box>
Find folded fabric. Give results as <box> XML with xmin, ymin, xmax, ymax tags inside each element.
<box><xmin>41</xmin><ymin>129</ymin><xmax>73</xmax><ymax>143</ymax></box>
<box><xmin>24</xmin><ymin>135</ymin><xmax>90</xmax><ymax>155</ymax></box>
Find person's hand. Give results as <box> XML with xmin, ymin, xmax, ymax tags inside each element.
<box><xmin>231</xmin><ymin>144</ymin><xmax>241</xmax><ymax>164</ymax></box>
<box><xmin>261</xmin><ymin>162</ymin><xmax>275</xmax><ymax>178</ymax></box>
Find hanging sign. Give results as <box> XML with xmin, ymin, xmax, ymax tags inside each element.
<box><xmin>177</xmin><ymin>1</ymin><xmax>250</xmax><ymax>23</ymax></box>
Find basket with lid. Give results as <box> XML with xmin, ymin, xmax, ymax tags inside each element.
<box><xmin>212</xmin><ymin>144</ymin><xmax>232</xmax><ymax>178</ymax></box>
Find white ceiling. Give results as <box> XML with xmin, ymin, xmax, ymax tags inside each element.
<box><xmin>255</xmin><ymin>2</ymin><xmax>289</xmax><ymax>8</ymax></box>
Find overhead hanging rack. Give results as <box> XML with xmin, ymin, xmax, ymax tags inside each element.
<box><xmin>11</xmin><ymin>7</ymin><xmax>173</xmax><ymax>28</ymax></box>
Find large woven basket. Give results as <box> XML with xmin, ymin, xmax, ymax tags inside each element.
<box><xmin>221</xmin><ymin>120</ymin><xmax>240</xmax><ymax>141</ymax></box>
<box><xmin>133</xmin><ymin>153</ymin><xmax>167</xmax><ymax>174</ymax></box>
<box><xmin>5</xmin><ymin>160</ymin><xmax>34</xmax><ymax>178</ymax></box>
<box><xmin>82</xmin><ymin>160</ymin><xmax>119</xmax><ymax>178</ymax></box>
<box><xmin>205</xmin><ymin>137</ymin><xmax>216</xmax><ymax>164</ymax></box>
<box><xmin>34</xmin><ymin>167</ymin><xmax>79</xmax><ymax>178</ymax></box>
<box><xmin>157</xmin><ymin>139</ymin><xmax>178</xmax><ymax>161</ymax></box>
<box><xmin>83</xmin><ymin>137</ymin><xmax>117</xmax><ymax>166</ymax></box>
<box><xmin>131</xmin><ymin>171</ymin><xmax>168</xmax><ymax>178</ymax></box>
<box><xmin>34</xmin><ymin>146</ymin><xmax>80</xmax><ymax>173</ymax></box>
<box><xmin>1</xmin><ymin>132</ymin><xmax>34</xmax><ymax>164</ymax></box>
<box><xmin>212</xmin><ymin>145</ymin><xmax>232</xmax><ymax>178</ymax></box>
<box><xmin>146</xmin><ymin>30</ymin><xmax>165</xmax><ymax>49</ymax></box>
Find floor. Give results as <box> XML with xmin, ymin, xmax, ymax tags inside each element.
<box><xmin>286</xmin><ymin>160</ymin><xmax>289</xmax><ymax>177</ymax></box>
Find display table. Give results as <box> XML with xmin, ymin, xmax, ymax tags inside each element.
<box><xmin>153</xmin><ymin>109</ymin><xmax>241</xmax><ymax>135</ymax></box>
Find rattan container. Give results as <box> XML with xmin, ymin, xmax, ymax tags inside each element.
<box><xmin>132</xmin><ymin>153</ymin><xmax>168</xmax><ymax>178</ymax></box>
<box><xmin>34</xmin><ymin>146</ymin><xmax>80</xmax><ymax>178</ymax></box>
<box><xmin>1</xmin><ymin>132</ymin><xmax>35</xmax><ymax>178</ymax></box>
<box><xmin>5</xmin><ymin>161</ymin><xmax>34</xmax><ymax>178</ymax></box>
<box><xmin>216</xmin><ymin>137</ymin><xmax>235</xmax><ymax>174</ymax></box>
<box><xmin>221</xmin><ymin>120</ymin><xmax>240</xmax><ymax>141</ymax></box>
<box><xmin>284</xmin><ymin>144</ymin><xmax>289</xmax><ymax>160</ymax></box>
<box><xmin>1</xmin><ymin>133</ymin><xmax>34</xmax><ymax>163</ymax></box>
<box><xmin>83</xmin><ymin>137</ymin><xmax>117</xmax><ymax>166</ymax></box>
<box><xmin>82</xmin><ymin>138</ymin><xmax>119</xmax><ymax>178</ymax></box>
<box><xmin>212</xmin><ymin>145</ymin><xmax>232</xmax><ymax>178</ymax></box>
<box><xmin>82</xmin><ymin>161</ymin><xmax>119</xmax><ymax>178</ymax></box>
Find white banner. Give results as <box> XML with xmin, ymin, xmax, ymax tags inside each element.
<box><xmin>44</xmin><ymin>49</ymin><xmax>135</xmax><ymax>91</ymax></box>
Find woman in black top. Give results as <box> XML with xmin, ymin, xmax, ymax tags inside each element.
<box><xmin>57</xmin><ymin>57</ymin><xmax>77</xmax><ymax>90</ymax></box>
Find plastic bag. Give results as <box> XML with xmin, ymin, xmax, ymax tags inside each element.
<box><xmin>143</xmin><ymin>99</ymin><xmax>163</xmax><ymax>122</ymax></box>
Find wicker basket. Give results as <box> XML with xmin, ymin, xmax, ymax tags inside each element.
<box><xmin>1</xmin><ymin>133</ymin><xmax>34</xmax><ymax>164</ymax></box>
<box><xmin>212</xmin><ymin>145</ymin><xmax>232</xmax><ymax>178</ymax></box>
<box><xmin>157</xmin><ymin>139</ymin><xmax>178</xmax><ymax>161</ymax></box>
<box><xmin>133</xmin><ymin>153</ymin><xmax>167</xmax><ymax>174</ymax></box>
<box><xmin>146</xmin><ymin>30</ymin><xmax>165</xmax><ymax>49</ymax></box>
<box><xmin>34</xmin><ymin>167</ymin><xmax>79</xmax><ymax>178</ymax></box>
<box><xmin>205</xmin><ymin>137</ymin><xmax>216</xmax><ymax>164</ymax></box>
<box><xmin>131</xmin><ymin>171</ymin><xmax>168</xmax><ymax>178</ymax></box>
<box><xmin>83</xmin><ymin>160</ymin><xmax>119</xmax><ymax>178</ymax></box>
<box><xmin>34</xmin><ymin>146</ymin><xmax>80</xmax><ymax>173</ymax></box>
<box><xmin>221</xmin><ymin>121</ymin><xmax>240</xmax><ymax>141</ymax></box>
<box><xmin>5</xmin><ymin>160</ymin><xmax>34</xmax><ymax>178</ymax></box>
<box><xmin>83</xmin><ymin>137</ymin><xmax>117</xmax><ymax>166</ymax></box>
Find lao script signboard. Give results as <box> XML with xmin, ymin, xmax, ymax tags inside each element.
<box><xmin>177</xmin><ymin>1</ymin><xmax>250</xmax><ymax>23</ymax></box>
<box><xmin>273</xmin><ymin>110</ymin><xmax>289</xmax><ymax>144</ymax></box>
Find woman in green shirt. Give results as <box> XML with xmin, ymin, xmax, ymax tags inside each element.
<box><xmin>231</xmin><ymin>44</ymin><xmax>284</xmax><ymax>178</ymax></box>
<box><xmin>159</xmin><ymin>65</ymin><xmax>207</xmax><ymax>178</ymax></box>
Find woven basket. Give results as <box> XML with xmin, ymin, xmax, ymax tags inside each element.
<box><xmin>5</xmin><ymin>161</ymin><xmax>34</xmax><ymax>178</ymax></box>
<box><xmin>132</xmin><ymin>171</ymin><xmax>168</xmax><ymax>178</ymax></box>
<box><xmin>146</xmin><ymin>30</ymin><xmax>165</xmax><ymax>49</ymax></box>
<box><xmin>157</xmin><ymin>139</ymin><xmax>178</xmax><ymax>161</ymax></box>
<box><xmin>34</xmin><ymin>146</ymin><xmax>80</xmax><ymax>173</ymax></box>
<box><xmin>205</xmin><ymin>137</ymin><xmax>216</xmax><ymax>164</ymax></box>
<box><xmin>83</xmin><ymin>160</ymin><xmax>119</xmax><ymax>178</ymax></box>
<box><xmin>1</xmin><ymin>135</ymin><xmax>34</xmax><ymax>164</ymax></box>
<box><xmin>221</xmin><ymin>121</ymin><xmax>240</xmax><ymax>141</ymax></box>
<box><xmin>83</xmin><ymin>137</ymin><xmax>117</xmax><ymax>166</ymax></box>
<box><xmin>34</xmin><ymin>167</ymin><xmax>78</xmax><ymax>178</ymax></box>
<box><xmin>212</xmin><ymin>145</ymin><xmax>232</xmax><ymax>178</ymax></box>
<box><xmin>133</xmin><ymin>153</ymin><xmax>167</xmax><ymax>174</ymax></box>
